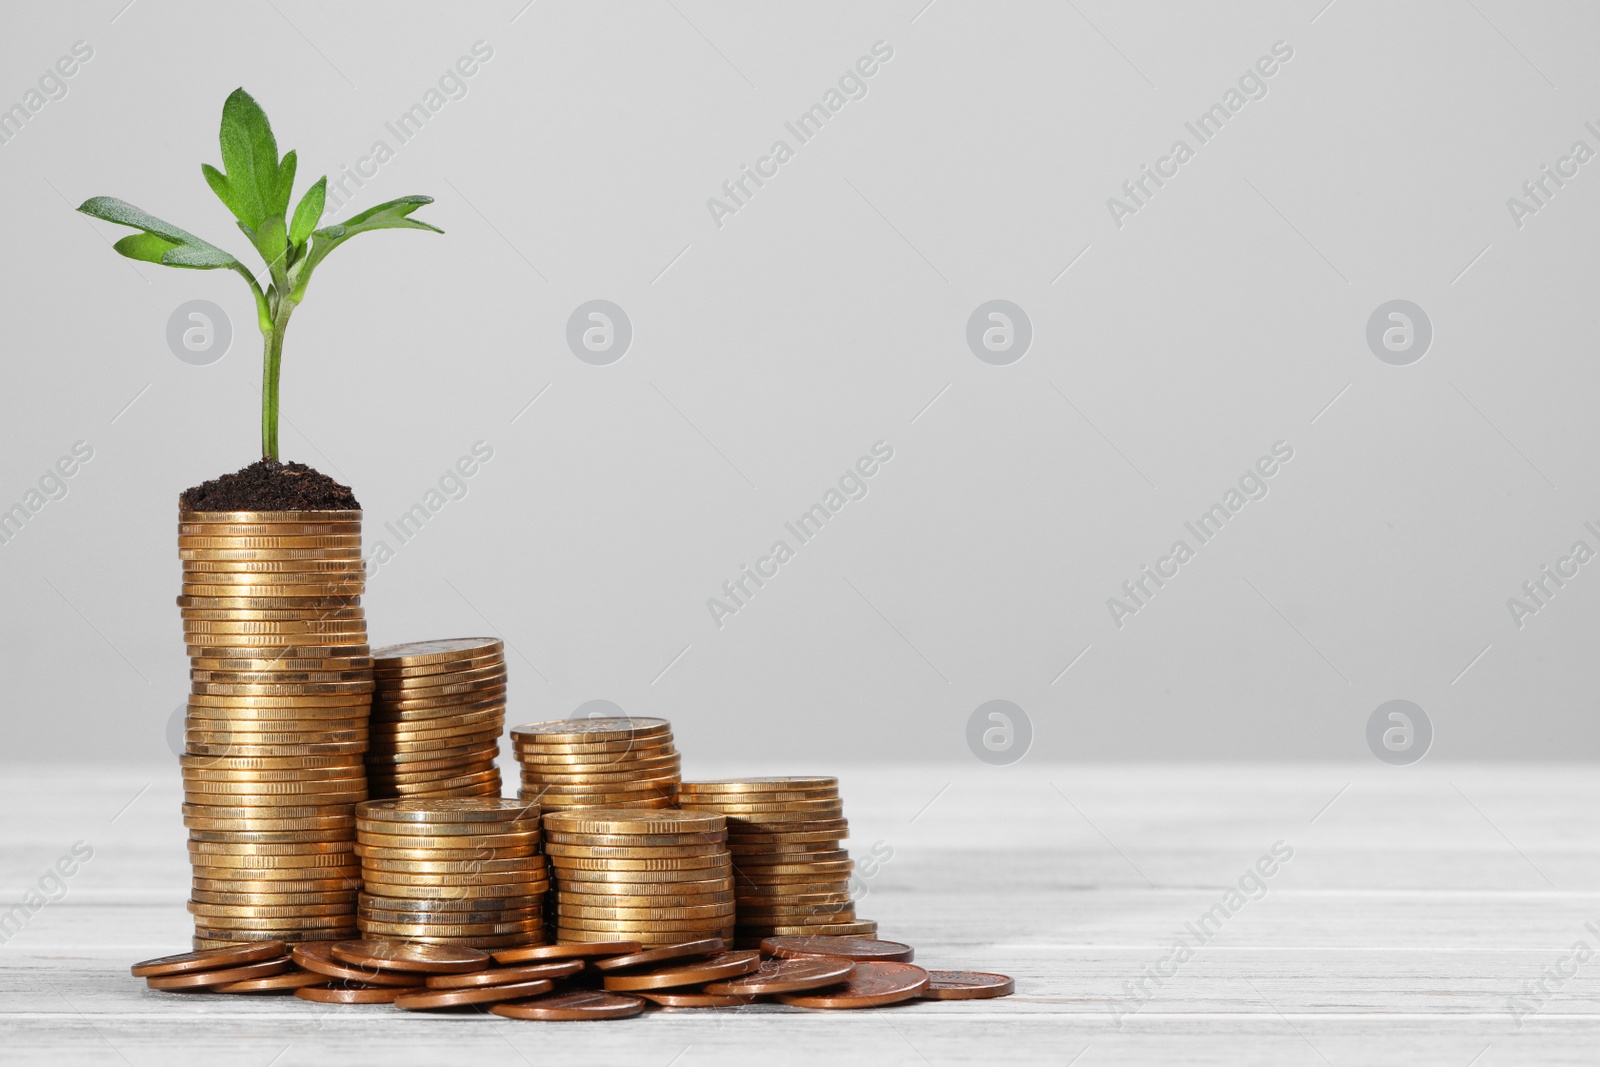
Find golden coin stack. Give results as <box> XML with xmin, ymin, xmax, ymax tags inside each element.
<box><xmin>543</xmin><ymin>809</ymin><xmax>734</xmax><ymax>946</ymax></box>
<box><xmin>178</xmin><ymin>507</ymin><xmax>372</xmax><ymax>949</ymax></box>
<box><xmin>677</xmin><ymin>777</ymin><xmax>877</xmax><ymax>947</ymax></box>
<box><xmin>511</xmin><ymin>718</ymin><xmax>679</xmax><ymax>811</ymax></box>
<box><xmin>355</xmin><ymin>798</ymin><xmax>548</xmax><ymax>949</ymax></box>
<box><xmin>368</xmin><ymin>638</ymin><xmax>506</xmax><ymax>800</ymax></box>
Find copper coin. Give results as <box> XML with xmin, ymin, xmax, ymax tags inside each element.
<box><xmin>393</xmin><ymin>978</ymin><xmax>554</xmax><ymax>1010</ymax></box>
<box><xmin>775</xmin><ymin>962</ymin><xmax>930</xmax><ymax>1008</ymax></box>
<box><xmin>290</xmin><ymin>941</ymin><xmax>427</xmax><ymax>985</ymax></box>
<box><xmin>638</xmin><ymin>990</ymin><xmax>759</xmax><ymax>1008</ymax></box>
<box><xmin>602</xmin><ymin>951</ymin><xmax>761</xmax><ymax>992</ymax></box>
<box><xmin>590</xmin><ymin>939</ymin><xmax>724</xmax><ymax>972</ymax></box>
<box><xmin>490</xmin><ymin>990</ymin><xmax>646</xmax><ymax>1021</ymax></box>
<box><xmin>329</xmin><ymin>939</ymin><xmax>490</xmax><ymax>973</ymax></box>
<box><xmin>493</xmin><ymin>941</ymin><xmax>642</xmax><ymax>964</ymax></box>
<box><xmin>131</xmin><ymin>940</ymin><xmax>288</xmax><ymax>977</ymax></box>
<box><xmin>922</xmin><ymin>970</ymin><xmax>1015</xmax><ymax>999</ymax></box>
<box><xmin>213</xmin><ymin>969</ymin><xmax>329</xmax><ymax>994</ymax></box>
<box><xmin>144</xmin><ymin>957</ymin><xmax>291</xmax><ymax>990</ymax></box>
<box><xmin>702</xmin><ymin>956</ymin><xmax>855</xmax><ymax>995</ymax></box>
<box><xmin>423</xmin><ymin>960</ymin><xmax>583</xmax><ymax>988</ymax></box>
<box><xmin>295</xmin><ymin>984</ymin><xmax>408</xmax><ymax>1004</ymax></box>
<box><xmin>762</xmin><ymin>936</ymin><xmax>914</xmax><ymax>963</ymax></box>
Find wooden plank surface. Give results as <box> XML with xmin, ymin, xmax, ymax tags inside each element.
<box><xmin>2</xmin><ymin>761</ymin><xmax>1597</xmax><ymax>1065</ymax></box>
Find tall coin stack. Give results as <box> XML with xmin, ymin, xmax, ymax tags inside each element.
<box><xmin>355</xmin><ymin>798</ymin><xmax>548</xmax><ymax>948</ymax></box>
<box><xmin>543</xmin><ymin>809</ymin><xmax>734</xmax><ymax>946</ymax></box>
<box><xmin>511</xmin><ymin>718</ymin><xmax>679</xmax><ymax>811</ymax></box>
<box><xmin>179</xmin><ymin>507</ymin><xmax>372</xmax><ymax>949</ymax></box>
<box><xmin>368</xmin><ymin>638</ymin><xmax>506</xmax><ymax>800</ymax></box>
<box><xmin>677</xmin><ymin>777</ymin><xmax>878</xmax><ymax>947</ymax></box>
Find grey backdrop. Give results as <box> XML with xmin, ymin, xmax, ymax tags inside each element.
<box><xmin>1</xmin><ymin>0</ymin><xmax>1595</xmax><ymax>764</ymax></box>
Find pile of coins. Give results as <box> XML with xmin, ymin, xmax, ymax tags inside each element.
<box><xmin>512</xmin><ymin>717</ymin><xmax>679</xmax><ymax>811</ymax></box>
<box><xmin>178</xmin><ymin>507</ymin><xmax>372</xmax><ymax>948</ymax></box>
<box><xmin>677</xmin><ymin>777</ymin><xmax>876</xmax><ymax>946</ymax></box>
<box><xmin>368</xmin><ymin>638</ymin><xmax>506</xmax><ymax>800</ymax></box>
<box><xmin>543</xmin><ymin>809</ymin><xmax>734</xmax><ymax>946</ymax></box>
<box><xmin>131</xmin><ymin>935</ymin><xmax>1014</xmax><ymax>1013</ymax></box>
<box><xmin>355</xmin><ymin>798</ymin><xmax>547</xmax><ymax>949</ymax></box>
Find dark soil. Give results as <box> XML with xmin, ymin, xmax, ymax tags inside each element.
<box><xmin>181</xmin><ymin>459</ymin><xmax>361</xmax><ymax>512</ymax></box>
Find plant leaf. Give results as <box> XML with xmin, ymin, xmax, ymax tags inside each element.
<box><xmin>208</xmin><ymin>88</ymin><xmax>294</xmax><ymax>230</ymax></box>
<box><xmin>292</xmin><ymin>195</ymin><xmax>441</xmax><ymax>299</ymax></box>
<box><xmin>289</xmin><ymin>176</ymin><xmax>326</xmax><ymax>251</ymax></box>
<box><xmin>78</xmin><ymin>196</ymin><xmax>245</xmax><ymax>270</ymax></box>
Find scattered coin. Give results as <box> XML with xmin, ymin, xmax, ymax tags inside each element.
<box><xmin>701</xmin><ymin>956</ymin><xmax>856</xmax><ymax>995</ymax></box>
<box><xmin>774</xmin><ymin>962</ymin><xmax>930</xmax><ymax>1009</ymax></box>
<box><xmin>601</xmin><ymin>950</ymin><xmax>761</xmax><ymax>992</ymax></box>
<box><xmin>393</xmin><ymin>978</ymin><xmax>554</xmax><ymax>1011</ymax></box>
<box><xmin>423</xmin><ymin>960</ymin><xmax>584</xmax><ymax>988</ymax></box>
<box><xmin>490</xmin><ymin>990</ymin><xmax>646</xmax><ymax>1021</ymax></box>
<box><xmin>762</xmin><ymin>937</ymin><xmax>914</xmax><ymax>963</ymax></box>
<box><xmin>295</xmin><ymin>984</ymin><xmax>409</xmax><ymax>1004</ymax></box>
<box><xmin>144</xmin><ymin>956</ymin><xmax>291</xmax><ymax>991</ymax></box>
<box><xmin>592</xmin><ymin>939</ymin><xmax>725</xmax><ymax>972</ymax></box>
<box><xmin>212</xmin><ymin>969</ymin><xmax>328</xmax><ymax>993</ymax></box>
<box><xmin>493</xmin><ymin>941</ymin><xmax>642</xmax><ymax>964</ymax></box>
<box><xmin>921</xmin><ymin>970</ymin><xmax>1015</xmax><ymax>999</ymax></box>
<box><xmin>131</xmin><ymin>940</ymin><xmax>287</xmax><ymax>977</ymax></box>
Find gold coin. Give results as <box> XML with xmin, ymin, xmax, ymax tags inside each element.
<box><xmin>360</xmin><ymin>920</ymin><xmax>542</xmax><ymax>939</ymax></box>
<box><xmin>549</xmin><ymin>856</ymin><xmax>731</xmax><ymax>874</ymax></box>
<box><xmin>176</xmin><ymin>535</ymin><xmax>362</xmax><ymax>549</ymax></box>
<box><xmin>732</xmin><ymin>860</ymin><xmax>855</xmax><ymax>878</ymax></box>
<box><xmin>371</xmin><ymin>638</ymin><xmax>504</xmax><ymax>666</ymax></box>
<box><xmin>510</xmin><ymin>717</ymin><xmax>669</xmax><ymax>742</ymax></box>
<box><xmin>191</xmin><ymin>890</ymin><xmax>357</xmax><ymax>906</ymax></box>
<box><xmin>179</xmin><ymin>568</ymin><xmax>364</xmax><ymax>584</ymax></box>
<box><xmin>543</xmin><ymin>810</ymin><xmax>719</xmax><ymax>835</ymax></box>
<box><xmin>187</xmin><ymin>691</ymin><xmax>372</xmax><ymax>708</ymax></box>
<box><xmin>376</xmin><ymin>661</ymin><xmax>506</xmax><ymax>687</ymax></box>
<box><xmin>374</xmin><ymin>690</ymin><xmax>508</xmax><ymax>714</ymax></box>
<box><xmin>180</xmin><ymin>765</ymin><xmax>364</xmax><ymax>783</ymax></box>
<box><xmin>554</xmin><ymin>917</ymin><xmax>733</xmax><ymax>933</ymax></box>
<box><xmin>188</xmin><ymin>683</ymin><xmax>374</xmax><ymax>699</ymax></box>
<box><xmin>185</xmin><ymin>742</ymin><xmax>369</xmax><ymax>759</ymax></box>
<box><xmin>530</xmin><ymin>796</ymin><xmax>677</xmax><ymax>812</ymax></box>
<box><xmin>358</xmin><ymin>856</ymin><xmax>539</xmax><ymax>874</ymax></box>
<box><xmin>556</xmin><ymin>873</ymin><xmax>731</xmax><ymax>892</ymax></box>
<box><xmin>681</xmin><ymin>797</ymin><xmax>842</xmax><ymax>812</ymax></box>
<box><xmin>678</xmin><ymin>776</ymin><xmax>838</xmax><ymax>793</ymax></box>
<box><xmin>543</xmin><ymin>831</ymin><xmax>724</xmax><ymax>847</ymax></box>
<box><xmin>522</xmin><ymin>779</ymin><xmax>678</xmax><ymax>797</ymax></box>
<box><xmin>368</xmin><ymin>715</ymin><xmax>505</xmax><ymax>741</ymax></box>
<box><xmin>187</xmin><ymin>839</ymin><xmax>354</xmax><ymax>855</ymax></box>
<box><xmin>734</xmin><ymin>884</ymin><xmax>852</xmax><ymax>900</ymax></box>
<box><xmin>187</xmin><ymin>901</ymin><xmax>354</xmax><ymax>918</ymax></box>
<box><xmin>357</xmin><ymin>828</ymin><xmax>536</xmax><ymax>847</ymax></box>
<box><xmin>519</xmin><ymin>760</ymin><xmax>681</xmax><ymax>784</ymax></box>
<box><xmin>511</xmin><ymin>740</ymin><xmax>676</xmax><ymax>760</ymax></box>
<box><xmin>184</xmin><ymin>813</ymin><xmax>354</xmax><ymax>831</ymax></box>
<box><xmin>559</xmin><ymin>886</ymin><xmax>734</xmax><ymax>905</ymax></box>
<box><xmin>182</xmin><ymin>789</ymin><xmax>367</xmax><ymax>806</ymax></box>
<box><xmin>355</xmin><ymin>845</ymin><xmax>537</xmax><ymax>863</ymax></box>
<box><xmin>544</xmin><ymin>844</ymin><xmax>726</xmax><ymax>860</ymax></box>
<box><xmin>354</xmin><ymin>881</ymin><xmax>548</xmax><ymax>901</ymax></box>
<box><xmin>182</xmin><ymin>605</ymin><xmax>365</xmax><ymax>619</ymax></box>
<box><xmin>184</xmin><ymin>633</ymin><xmax>368</xmax><ymax>649</ymax></box>
<box><xmin>354</xmin><ymin>820</ymin><xmax>535</xmax><ymax>838</ymax></box>
<box><xmin>556</xmin><ymin>901</ymin><xmax>735</xmax><ymax>919</ymax></box>
<box><xmin>370</xmin><ymin>699</ymin><xmax>507</xmax><ymax>725</ymax></box>
<box><xmin>182</xmin><ymin>586</ymin><xmax>363</xmax><ymax>600</ymax></box>
<box><xmin>364</xmin><ymin>766</ymin><xmax>500</xmax><ymax>788</ymax></box>
<box><xmin>187</xmin><ymin>656</ymin><xmax>372</xmax><ymax>673</ymax></box>
<box><xmin>182</xmin><ymin>559</ymin><xmax>366</xmax><ymax>576</ymax></box>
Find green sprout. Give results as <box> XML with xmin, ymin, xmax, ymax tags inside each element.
<box><xmin>77</xmin><ymin>88</ymin><xmax>441</xmax><ymax>461</ymax></box>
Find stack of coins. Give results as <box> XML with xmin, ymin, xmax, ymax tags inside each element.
<box><xmin>544</xmin><ymin>809</ymin><xmax>734</xmax><ymax>946</ymax></box>
<box><xmin>368</xmin><ymin>638</ymin><xmax>506</xmax><ymax>800</ymax></box>
<box><xmin>676</xmin><ymin>777</ymin><xmax>877</xmax><ymax>947</ymax></box>
<box><xmin>355</xmin><ymin>798</ymin><xmax>548</xmax><ymax>949</ymax></box>
<box><xmin>511</xmin><ymin>718</ymin><xmax>679</xmax><ymax>812</ymax></box>
<box><xmin>179</xmin><ymin>507</ymin><xmax>372</xmax><ymax>949</ymax></box>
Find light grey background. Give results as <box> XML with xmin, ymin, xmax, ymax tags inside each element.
<box><xmin>1</xmin><ymin>0</ymin><xmax>1596</xmax><ymax>764</ymax></box>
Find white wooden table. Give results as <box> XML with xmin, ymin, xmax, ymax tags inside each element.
<box><xmin>2</xmin><ymin>762</ymin><xmax>1595</xmax><ymax>1065</ymax></box>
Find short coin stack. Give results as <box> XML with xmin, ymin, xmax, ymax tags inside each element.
<box><xmin>677</xmin><ymin>777</ymin><xmax>876</xmax><ymax>947</ymax></box>
<box><xmin>368</xmin><ymin>638</ymin><xmax>506</xmax><ymax>800</ymax></box>
<box><xmin>544</xmin><ymin>809</ymin><xmax>734</xmax><ymax>946</ymax></box>
<box><xmin>512</xmin><ymin>717</ymin><xmax>679</xmax><ymax>812</ymax></box>
<box><xmin>355</xmin><ymin>798</ymin><xmax>548</xmax><ymax>949</ymax></box>
<box><xmin>179</xmin><ymin>507</ymin><xmax>372</xmax><ymax>949</ymax></box>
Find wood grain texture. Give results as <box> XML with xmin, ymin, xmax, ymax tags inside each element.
<box><xmin>1</xmin><ymin>762</ymin><xmax>1596</xmax><ymax>1065</ymax></box>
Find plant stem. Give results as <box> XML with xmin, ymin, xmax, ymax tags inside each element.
<box><xmin>260</xmin><ymin>306</ymin><xmax>292</xmax><ymax>461</ymax></box>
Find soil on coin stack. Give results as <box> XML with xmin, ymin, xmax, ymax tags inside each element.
<box><xmin>181</xmin><ymin>460</ymin><xmax>361</xmax><ymax>512</ymax></box>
